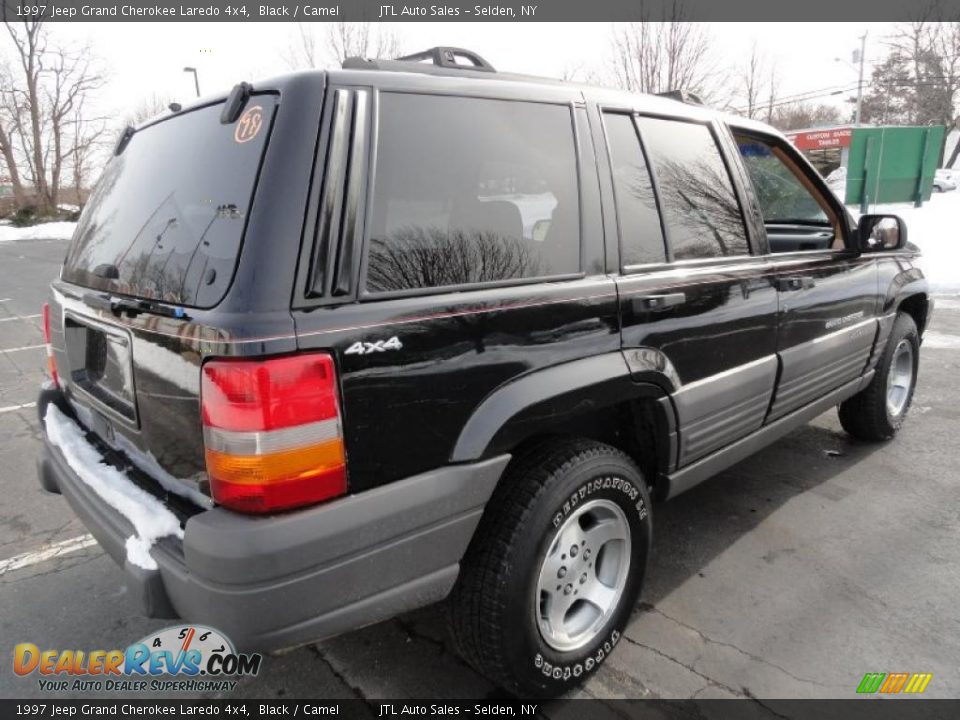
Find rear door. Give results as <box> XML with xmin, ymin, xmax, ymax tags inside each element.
<box><xmin>732</xmin><ymin>129</ymin><xmax>878</xmax><ymax>420</ymax></box>
<box><xmin>603</xmin><ymin>110</ymin><xmax>779</xmax><ymax>468</ymax></box>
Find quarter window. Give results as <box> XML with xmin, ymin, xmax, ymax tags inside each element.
<box><xmin>635</xmin><ymin>117</ymin><xmax>748</xmax><ymax>260</ymax></box>
<box><xmin>365</xmin><ymin>94</ymin><xmax>580</xmax><ymax>293</ymax></box>
<box><xmin>603</xmin><ymin>113</ymin><xmax>666</xmax><ymax>266</ymax></box>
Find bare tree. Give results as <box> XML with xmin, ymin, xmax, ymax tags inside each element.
<box><xmin>0</xmin><ymin>58</ymin><xmax>27</xmax><ymax>205</ymax></box>
<box><xmin>69</xmin><ymin>98</ymin><xmax>109</xmax><ymax>208</ymax></box>
<box><xmin>283</xmin><ymin>22</ymin><xmax>401</xmax><ymax>70</ymax></box>
<box><xmin>609</xmin><ymin>10</ymin><xmax>721</xmax><ymax>99</ymax></box>
<box><xmin>859</xmin><ymin>13</ymin><xmax>960</xmax><ymax>132</ymax></box>
<box><xmin>765</xmin><ymin>64</ymin><xmax>780</xmax><ymax>123</ymax></box>
<box><xmin>769</xmin><ymin>102</ymin><xmax>843</xmax><ymax>132</ymax></box>
<box><xmin>560</xmin><ymin>61</ymin><xmax>602</xmax><ymax>85</ymax></box>
<box><xmin>123</xmin><ymin>93</ymin><xmax>176</xmax><ymax>127</ymax></box>
<box><xmin>737</xmin><ymin>42</ymin><xmax>772</xmax><ymax>119</ymax></box>
<box><xmin>2</xmin><ymin>21</ymin><xmax>106</xmax><ymax>212</ymax></box>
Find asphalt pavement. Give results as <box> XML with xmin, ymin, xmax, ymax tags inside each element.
<box><xmin>2</xmin><ymin>236</ymin><xmax>959</xmax><ymax>707</ymax></box>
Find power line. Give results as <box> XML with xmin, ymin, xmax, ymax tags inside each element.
<box><xmin>732</xmin><ymin>76</ymin><xmax>960</xmax><ymax>115</ymax></box>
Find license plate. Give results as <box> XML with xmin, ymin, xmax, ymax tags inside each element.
<box><xmin>63</xmin><ymin>313</ymin><xmax>137</xmax><ymax>424</ymax></box>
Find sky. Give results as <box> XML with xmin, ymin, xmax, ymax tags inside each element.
<box><xmin>39</xmin><ymin>21</ymin><xmax>900</xmax><ymax>123</ymax></box>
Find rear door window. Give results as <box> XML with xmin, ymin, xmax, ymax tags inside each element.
<box><xmin>364</xmin><ymin>93</ymin><xmax>580</xmax><ymax>293</ymax></box>
<box><xmin>635</xmin><ymin>117</ymin><xmax>748</xmax><ymax>260</ymax></box>
<box><xmin>62</xmin><ymin>98</ymin><xmax>276</xmax><ymax>308</ymax></box>
<box><xmin>603</xmin><ymin>112</ymin><xmax>666</xmax><ymax>267</ymax></box>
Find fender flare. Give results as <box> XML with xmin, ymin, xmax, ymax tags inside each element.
<box><xmin>450</xmin><ymin>352</ymin><xmax>678</xmax><ymax>464</ymax></box>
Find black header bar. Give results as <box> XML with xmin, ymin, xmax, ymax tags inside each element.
<box><xmin>3</xmin><ymin>0</ymin><xmax>960</xmax><ymax>22</ymax></box>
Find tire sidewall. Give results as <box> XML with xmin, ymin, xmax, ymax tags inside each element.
<box><xmin>882</xmin><ymin>316</ymin><xmax>920</xmax><ymax>431</ymax></box>
<box><xmin>498</xmin><ymin>453</ymin><xmax>652</xmax><ymax>696</ymax></box>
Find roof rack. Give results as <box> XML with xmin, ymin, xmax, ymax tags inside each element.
<box><xmin>342</xmin><ymin>46</ymin><xmax>497</xmax><ymax>77</ymax></box>
<box><xmin>656</xmin><ymin>89</ymin><xmax>704</xmax><ymax>105</ymax></box>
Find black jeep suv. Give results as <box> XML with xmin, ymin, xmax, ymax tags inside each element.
<box><xmin>36</xmin><ymin>48</ymin><xmax>930</xmax><ymax>697</ymax></box>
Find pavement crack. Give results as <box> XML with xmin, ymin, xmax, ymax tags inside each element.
<box><xmin>306</xmin><ymin>644</ymin><xmax>374</xmax><ymax>708</ymax></box>
<box><xmin>393</xmin><ymin>615</ymin><xmax>492</xmax><ymax>681</ymax></box>
<box><xmin>621</xmin><ymin>636</ymin><xmax>790</xmax><ymax>719</ymax></box>
<box><xmin>637</xmin><ymin>603</ymin><xmax>824</xmax><ymax>687</ymax></box>
<box><xmin>740</xmin><ymin>688</ymin><xmax>793</xmax><ymax>720</ymax></box>
<box><xmin>620</xmin><ymin>635</ymin><xmax>747</xmax><ymax>699</ymax></box>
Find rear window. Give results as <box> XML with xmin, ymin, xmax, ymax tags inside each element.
<box><xmin>62</xmin><ymin>98</ymin><xmax>276</xmax><ymax>308</ymax></box>
<box><xmin>364</xmin><ymin>93</ymin><xmax>580</xmax><ymax>293</ymax></box>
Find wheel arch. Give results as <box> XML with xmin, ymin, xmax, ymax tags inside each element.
<box><xmin>450</xmin><ymin>352</ymin><xmax>679</xmax><ymax>495</ymax></box>
<box><xmin>898</xmin><ymin>292</ymin><xmax>930</xmax><ymax>338</ymax></box>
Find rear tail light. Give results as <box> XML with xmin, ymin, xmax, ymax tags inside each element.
<box><xmin>201</xmin><ymin>353</ymin><xmax>347</xmax><ymax>513</ymax></box>
<box><xmin>41</xmin><ymin>303</ymin><xmax>59</xmax><ymax>388</ymax></box>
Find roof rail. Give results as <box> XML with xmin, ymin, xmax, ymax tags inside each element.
<box><xmin>656</xmin><ymin>89</ymin><xmax>704</xmax><ymax>105</ymax></box>
<box><xmin>342</xmin><ymin>46</ymin><xmax>497</xmax><ymax>76</ymax></box>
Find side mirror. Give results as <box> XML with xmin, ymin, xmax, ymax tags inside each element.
<box><xmin>858</xmin><ymin>214</ymin><xmax>907</xmax><ymax>252</ymax></box>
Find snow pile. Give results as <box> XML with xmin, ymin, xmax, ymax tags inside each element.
<box><xmin>0</xmin><ymin>221</ymin><xmax>77</xmax><ymax>242</ymax></box>
<box><xmin>858</xmin><ymin>190</ymin><xmax>960</xmax><ymax>295</ymax></box>
<box><xmin>44</xmin><ymin>403</ymin><xmax>184</xmax><ymax>570</ymax></box>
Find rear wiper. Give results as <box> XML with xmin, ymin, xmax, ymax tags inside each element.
<box><xmin>82</xmin><ymin>292</ymin><xmax>188</xmax><ymax>320</ymax></box>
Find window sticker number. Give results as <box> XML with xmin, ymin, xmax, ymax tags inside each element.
<box><xmin>345</xmin><ymin>336</ymin><xmax>403</xmax><ymax>356</ymax></box>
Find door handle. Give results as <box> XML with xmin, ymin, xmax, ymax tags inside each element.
<box><xmin>631</xmin><ymin>292</ymin><xmax>686</xmax><ymax>312</ymax></box>
<box><xmin>775</xmin><ymin>276</ymin><xmax>815</xmax><ymax>292</ymax></box>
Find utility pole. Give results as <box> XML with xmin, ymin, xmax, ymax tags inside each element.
<box><xmin>854</xmin><ymin>32</ymin><xmax>867</xmax><ymax>126</ymax></box>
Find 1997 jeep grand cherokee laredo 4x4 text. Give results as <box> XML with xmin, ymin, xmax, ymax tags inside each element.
<box><xmin>36</xmin><ymin>48</ymin><xmax>930</xmax><ymax>697</ymax></box>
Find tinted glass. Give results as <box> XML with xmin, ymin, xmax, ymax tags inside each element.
<box><xmin>635</xmin><ymin>117</ymin><xmax>748</xmax><ymax>260</ymax></box>
<box><xmin>736</xmin><ymin>138</ymin><xmax>829</xmax><ymax>224</ymax></box>
<box><xmin>365</xmin><ymin>93</ymin><xmax>580</xmax><ymax>293</ymax></box>
<box><xmin>62</xmin><ymin>98</ymin><xmax>275</xmax><ymax>308</ymax></box>
<box><xmin>603</xmin><ymin>113</ymin><xmax>666</xmax><ymax>266</ymax></box>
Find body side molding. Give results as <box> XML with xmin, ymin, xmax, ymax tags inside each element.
<box><xmin>663</xmin><ymin>373</ymin><xmax>871</xmax><ymax>499</ymax></box>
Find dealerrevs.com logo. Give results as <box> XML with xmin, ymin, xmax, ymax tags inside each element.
<box><xmin>14</xmin><ymin>625</ymin><xmax>262</xmax><ymax>693</ymax></box>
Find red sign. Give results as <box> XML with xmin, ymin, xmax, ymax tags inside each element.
<box><xmin>787</xmin><ymin>128</ymin><xmax>853</xmax><ymax>150</ymax></box>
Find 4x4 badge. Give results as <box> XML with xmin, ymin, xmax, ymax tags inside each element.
<box><xmin>344</xmin><ymin>336</ymin><xmax>403</xmax><ymax>356</ymax></box>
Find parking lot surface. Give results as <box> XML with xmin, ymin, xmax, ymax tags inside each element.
<box><xmin>2</xmin><ymin>236</ymin><xmax>959</xmax><ymax>704</ymax></box>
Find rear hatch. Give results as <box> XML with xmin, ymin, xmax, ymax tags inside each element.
<box><xmin>49</xmin><ymin>96</ymin><xmax>278</xmax><ymax>508</ymax></box>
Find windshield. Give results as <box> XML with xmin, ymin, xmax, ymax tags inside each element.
<box><xmin>62</xmin><ymin>97</ymin><xmax>276</xmax><ymax>308</ymax></box>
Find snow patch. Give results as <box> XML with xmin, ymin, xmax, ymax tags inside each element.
<box><xmin>923</xmin><ymin>331</ymin><xmax>960</xmax><ymax>350</ymax></box>
<box><xmin>863</xmin><ymin>191</ymin><xmax>960</xmax><ymax>294</ymax></box>
<box><xmin>0</xmin><ymin>221</ymin><xmax>77</xmax><ymax>242</ymax></box>
<box><xmin>112</xmin><ymin>430</ymin><xmax>213</xmax><ymax>509</ymax></box>
<box><xmin>44</xmin><ymin>403</ymin><xmax>184</xmax><ymax>570</ymax></box>
<box><xmin>933</xmin><ymin>296</ymin><xmax>960</xmax><ymax>312</ymax></box>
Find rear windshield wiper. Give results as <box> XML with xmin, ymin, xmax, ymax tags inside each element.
<box><xmin>82</xmin><ymin>292</ymin><xmax>188</xmax><ymax>320</ymax></box>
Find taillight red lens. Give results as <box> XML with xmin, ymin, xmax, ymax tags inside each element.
<box><xmin>201</xmin><ymin>353</ymin><xmax>347</xmax><ymax>513</ymax></box>
<box><xmin>41</xmin><ymin>303</ymin><xmax>59</xmax><ymax>388</ymax></box>
<box><xmin>201</xmin><ymin>354</ymin><xmax>339</xmax><ymax>431</ymax></box>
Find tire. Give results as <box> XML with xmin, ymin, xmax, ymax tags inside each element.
<box><xmin>447</xmin><ymin>439</ymin><xmax>652</xmax><ymax>697</ymax></box>
<box><xmin>839</xmin><ymin>313</ymin><xmax>919</xmax><ymax>441</ymax></box>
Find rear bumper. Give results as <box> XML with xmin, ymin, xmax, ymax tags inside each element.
<box><xmin>36</xmin><ymin>390</ymin><xmax>508</xmax><ymax>652</ymax></box>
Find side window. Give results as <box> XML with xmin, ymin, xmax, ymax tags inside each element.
<box><xmin>603</xmin><ymin>113</ymin><xmax>666</xmax><ymax>266</ymax></box>
<box><xmin>365</xmin><ymin>93</ymin><xmax>580</xmax><ymax>293</ymax></box>
<box><xmin>735</xmin><ymin>133</ymin><xmax>842</xmax><ymax>253</ymax></box>
<box><xmin>635</xmin><ymin>117</ymin><xmax>749</xmax><ymax>260</ymax></box>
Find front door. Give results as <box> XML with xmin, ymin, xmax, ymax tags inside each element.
<box><xmin>732</xmin><ymin>130</ymin><xmax>878</xmax><ymax>421</ymax></box>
